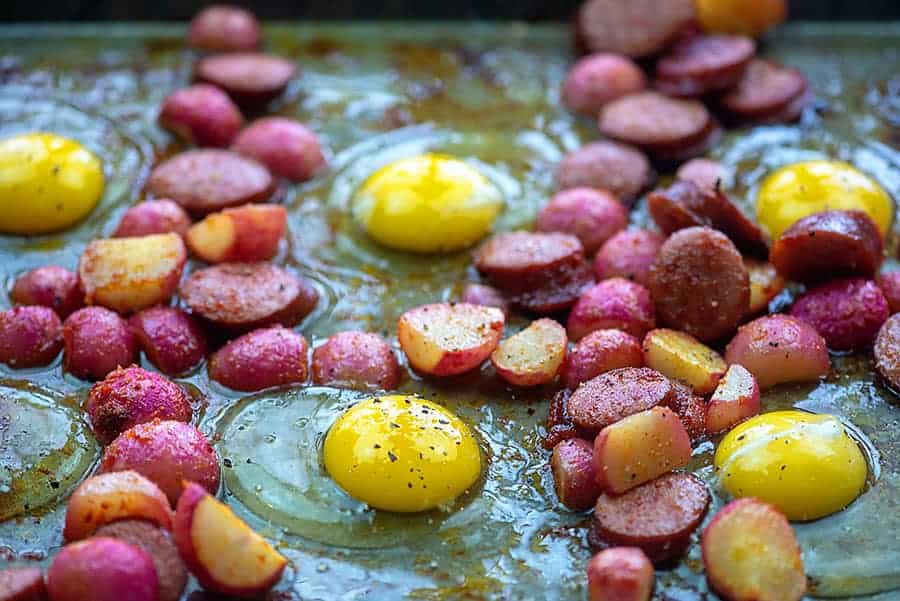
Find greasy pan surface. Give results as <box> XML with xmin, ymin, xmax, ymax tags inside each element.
<box><xmin>0</xmin><ymin>22</ymin><xmax>898</xmax><ymax>601</ymax></box>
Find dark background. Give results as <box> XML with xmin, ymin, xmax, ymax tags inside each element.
<box><xmin>2</xmin><ymin>0</ymin><xmax>900</xmax><ymax>22</ymax></box>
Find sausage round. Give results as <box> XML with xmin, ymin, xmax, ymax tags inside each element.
<box><xmin>719</xmin><ymin>59</ymin><xmax>808</xmax><ymax>123</ymax></box>
<box><xmin>146</xmin><ymin>150</ymin><xmax>275</xmax><ymax>216</ymax></box>
<box><xmin>511</xmin><ymin>260</ymin><xmax>595</xmax><ymax>314</ymax></box>
<box><xmin>555</xmin><ymin>141</ymin><xmax>654</xmax><ymax>204</ymax></box>
<box><xmin>180</xmin><ymin>263</ymin><xmax>318</xmax><ymax>332</ymax></box>
<box><xmin>194</xmin><ymin>53</ymin><xmax>296</xmax><ymax>109</ymax></box>
<box><xmin>655</xmin><ymin>34</ymin><xmax>756</xmax><ymax>97</ymax></box>
<box><xmin>875</xmin><ymin>314</ymin><xmax>900</xmax><ymax>393</ymax></box>
<box><xmin>566</xmin><ymin>367</ymin><xmax>673</xmax><ymax>435</ymax></box>
<box><xmin>590</xmin><ymin>472</ymin><xmax>710</xmax><ymax>563</ymax></box>
<box><xmin>649</xmin><ymin>226</ymin><xmax>750</xmax><ymax>342</ymax></box>
<box><xmin>769</xmin><ymin>210</ymin><xmax>884</xmax><ymax>284</ymax></box>
<box><xmin>665</xmin><ymin>381</ymin><xmax>707</xmax><ymax>442</ymax></box>
<box><xmin>576</xmin><ymin>0</ymin><xmax>696</xmax><ymax>59</ymax></box>
<box><xmin>599</xmin><ymin>92</ymin><xmax>715</xmax><ymax>159</ymax></box>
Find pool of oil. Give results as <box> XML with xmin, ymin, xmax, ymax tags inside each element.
<box><xmin>0</xmin><ymin>22</ymin><xmax>899</xmax><ymax>600</ymax></box>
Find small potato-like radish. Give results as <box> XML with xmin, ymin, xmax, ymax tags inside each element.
<box><xmin>101</xmin><ymin>420</ymin><xmax>220</xmax><ymax>506</ymax></box>
<box><xmin>113</xmin><ymin>200</ymin><xmax>192</xmax><ymax>239</ymax></box>
<box><xmin>593</xmin><ymin>406</ymin><xmax>692</xmax><ymax>494</ymax></box>
<box><xmin>208</xmin><ymin>325</ymin><xmax>309</xmax><ymax>392</ymax></box>
<box><xmin>187</xmin><ymin>4</ymin><xmax>261</xmax><ymax>52</ymax></box>
<box><xmin>85</xmin><ymin>366</ymin><xmax>193</xmax><ymax>444</ymax></box>
<box><xmin>232</xmin><ymin>117</ymin><xmax>327</xmax><ymax>182</ymax></box>
<box><xmin>186</xmin><ymin>204</ymin><xmax>286</xmax><ymax>263</ymax></box>
<box><xmin>593</xmin><ymin>229</ymin><xmax>665</xmax><ymax>289</ymax></box>
<box><xmin>95</xmin><ymin>520</ymin><xmax>187</xmax><ymax>601</ymax></box>
<box><xmin>491</xmin><ymin>318</ymin><xmax>567</xmax><ymax>387</ymax></box>
<box><xmin>567</xmin><ymin>278</ymin><xmax>655</xmax><ymax>341</ymax></box>
<box><xmin>63</xmin><ymin>471</ymin><xmax>173</xmax><ymax>542</ymax></box>
<box><xmin>562</xmin><ymin>328</ymin><xmax>643</xmax><ymax>390</ymax></box>
<box><xmin>159</xmin><ymin>84</ymin><xmax>244</xmax><ymax>148</ymax></box>
<box><xmin>397</xmin><ymin>303</ymin><xmax>504</xmax><ymax>376</ymax></box>
<box><xmin>536</xmin><ymin>188</ymin><xmax>628</xmax><ymax>255</ymax></box>
<box><xmin>78</xmin><ymin>233</ymin><xmax>187</xmax><ymax>314</ymax></box>
<box><xmin>702</xmin><ymin>498</ymin><xmax>806</xmax><ymax>601</ymax></box>
<box><xmin>877</xmin><ymin>271</ymin><xmax>900</xmax><ymax>314</ymax></box>
<box><xmin>551</xmin><ymin>438</ymin><xmax>601</xmax><ymax>511</ymax></box>
<box><xmin>746</xmin><ymin>258</ymin><xmax>786</xmax><ymax>315</ymax></box>
<box><xmin>586</xmin><ymin>547</ymin><xmax>654</xmax><ymax>601</ymax></box>
<box><xmin>562</xmin><ymin>53</ymin><xmax>647</xmax><ymax>116</ymax></box>
<box><xmin>724</xmin><ymin>314</ymin><xmax>830</xmax><ymax>390</ymax></box>
<box><xmin>460</xmin><ymin>283</ymin><xmax>508</xmax><ymax>316</ymax></box>
<box><xmin>47</xmin><ymin>537</ymin><xmax>159</xmax><ymax>601</ymax></box>
<box><xmin>10</xmin><ymin>265</ymin><xmax>83</xmax><ymax>318</ymax></box>
<box><xmin>0</xmin><ymin>567</ymin><xmax>46</xmax><ymax>601</ymax></box>
<box><xmin>311</xmin><ymin>331</ymin><xmax>400</xmax><ymax>390</ymax></box>
<box><xmin>129</xmin><ymin>306</ymin><xmax>208</xmax><ymax>377</ymax></box>
<box><xmin>789</xmin><ymin>277</ymin><xmax>889</xmax><ymax>352</ymax></box>
<box><xmin>676</xmin><ymin>158</ymin><xmax>728</xmax><ymax>192</ymax></box>
<box><xmin>174</xmin><ymin>482</ymin><xmax>287</xmax><ymax>597</ymax></box>
<box><xmin>63</xmin><ymin>307</ymin><xmax>138</xmax><ymax>380</ymax></box>
<box><xmin>642</xmin><ymin>328</ymin><xmax>726</xmax><ymax>394</ymax></box>
<box><xmin>0</xmin><ymin>306</ymin><xmax>63</xmax><ymax>368</ymax></box>
<box><xmin>706</xmin><ymin>364</ymin><xmax>760</xmax><ymax>434</ymax></box>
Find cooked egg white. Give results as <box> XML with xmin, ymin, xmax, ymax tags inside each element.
<box><xmin>715</xmin><ymin>410</ymin><xmax>867</xmax><ymax>521</ymax></box>
<box><xmin>756</xmin><ymin>160</ymin><xmax>892</xmax><ymax>239</ymax></box>
<box><xmin>323</xmin><ymin>394</ymin><xmax>482</xmax><ymax>513</ymax></box>
<box><xmin>0</xmin><ymin>132</ymin><xmax>104</xmax><ymax>234</ymax></box>
<box><xmin>352</xmin><ymin>153</ymin><xmax>503</xmax><ymax>253</ymax></box>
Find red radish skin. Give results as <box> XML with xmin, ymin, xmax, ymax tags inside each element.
<box><xmin>594</xmin><ymin>229</ymin><xmax>665</xmax><ymax>289</ymax></box>
<box><xmin>187</xmin><ymin>5</ymin><xmax>261</xmax><ymax>52</ymax></box>
<box><xmin>586</xmin><ymin>547</ymin><xmax>654</xmax><ymax>601</ymax></box>
<box><xmin>129</xmin><ymin>307</ymin><xmax>208</xmax><ymax>377</ymax></box>
<box><xmin>47</xmin><ymin>538</ymin><xmax>159</xmax><ymax>601</ymax></box>
<box><xmin>208</xmin><ymin>326</ymin><xmax>309</xmax><ymax>392</ymax></box>
<box><xmin>706</xmin><ymin>364</ymin><xmax>761</xmax><ymax>434</ymax></box>
<box><xmin>567</xmin><ymin>278</ymin><xmax>655</xmax><ymax>341</ymax></box>
<box><xmin>312</xmin><ymin>331</ymin><xmax>401</xmax><ymax>390</ymax></box>
<box><xmin>0</xmin><ymin>567</ymin><xmax>46</xmax><ymax>601</ymax></box>
<box><xmin>877</xmin><ymin>272</ymin><xmax>900</xmax><ymax>314</ymax></box>
<box><xmin>562</xmin><ymin>329</ymin><xmax>644</xmax><ymax>390</ymax></box>
<box><xmin>232</xmin><ymin>117</ymin><xmax>327</xmax><ymax>182</ymax></box>
<box><xmin>10</xmin><ymin>265</ymin><xmax>83</xmax><ymax>318</ymax></box>
<box><xmin>63</xmin><ymin>307</ymin><xmax>138</xmax><ymax>381</ymax></box>
<box><xmin>460</xmin><ymin>283</ymin><xmax>508</xmax><ymax>316</ymax></box>
<box><xmin>562</xmin><ymin>53</ymin><xmax>647</xmax><ymax>115</ymax></box>
<box><xmin>551</xmin><ymin>438</ymin><xmax>602</xmax><ymax>511</ymax></box>
<box><xmin>113</xmin><ymin>200</ymin><xmax>192</xmax><ymax>239</ymax></box>
<box><xmin>159</xmin><ymin>84</ymin><xmax>244</xmax><ymax>148</ymax></box>
<box><xmin>536</xmin><ymin>188</ymin><xmax>627</xmax><ymax>255</ymax></box>
<box><xmin>0</xmin><ymin>306</ymin><xmax>63</xmax><ymax>368</ymax></box>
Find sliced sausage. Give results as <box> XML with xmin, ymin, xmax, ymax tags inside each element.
<box><xmin>665</xmin><ymin>381</ymin><xmax>707</xmax><ymax>442</ymax></box>
<box><xmin>769</xmin><ymin>210</ymin><xmax>884</xmax><ymax>284</ymax></box>
<box><xmin>555</xmin><ymin>141</ymin><xmax>654</xmax><ymax>204</ymax></box>
<box><xmin>194</xmin><ymin>53</ymin><xmax>296</xmax><ymax>110</ymax></box>
<box><xmin>599</xmin><ymin>92</ymin><xmax>716</xmax><ymax>161</ymax></box>
<box><xmin>875</xmin><ymin>314</ymin><xmax>900</xmax><ymax>393</ymax></box>
<box><xmin>544</xmin><ymin>388</ymin><xmax>579</xmax><ymax>449</ymax></box>
<box><xmin>511</xmin><ymin>260</ymin><xmax>595</xmax><ymax>314</ymax></box>
<box><xmin>566</xmin><ymin>367</ymin><xmax>673</xmax><ymax>435</ymax></box>
<box><xmin>146</xmin><ymin>150</ymin><xmax>275</xmax><ymax>216</ymax></box>
<box><xmin>576</xmin><ymin>0</ymin><xmax>696</xmax><ymax>59</ymax></box>
<box><xmin>0</xmin><ymin>567</ymin><xmax>46</xmax><ymax>601</ymax></box>
<box><xmin>719</xmin><ymin>59</ymin><xmax>809</xmax><ymax>123</ymax></box>
<box><xmin>649</xmin><ymin>227</ymin><xmax>750</xmax><ymax>343</ymax></box>
<box><xmin>589</xmin><ymin>472</ymin><xmax>711</xmax><ymax>563</ymax></box>
<box><xmin>180</xmin><ymin>263</ymin><xmax>318</xmax><ymax>332</ymax></box>
<box><xmin>650</xmin><ymin>119</ymin><xmax>723</xmax><ymax>164</ymax></box>
<box><xmin>655</xmin><ymin>34</ymin><xmax>756</xmax><ymax>97</ymax></box>
<box><xmin>648</xmin><ymin>180</ymin><xmax>768</xmax><ymax>257</ymax></box>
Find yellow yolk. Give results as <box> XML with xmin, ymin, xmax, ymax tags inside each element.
<box><xmin>756</xmin><ymin>160</ymin><xmax>893</xmax><ymax>239</ymax></box>
<box><xmin>323</xmin><ymin>395</ymin><xmax>482</xmax><ymax>513</ymax></box>
<box><xmin>0</xmin><ymin>132</ymin><xmax>104</xmax><ymax>234</ymax></box>
<box><xmin>352</xmin><ymin>153</ymin><xmax>503</xmax><ymax>253</ymax></box>
<box><xmin>715</xmin><ymin>410</ymin><xmax>868</xmax><ymax>522</ymax></box>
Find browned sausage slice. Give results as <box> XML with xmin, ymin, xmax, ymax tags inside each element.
<box><xmin>589</xmin><ymin>472</ymin><xmax>711</xmax><ymax>563</ymax></box>
<box><xmin>543</xmin><ymin>388</ymin><xmax>579</xmax><ymax>450</ymax></box>
<box><xmin>648</xmin><ymin>180</ymin><xmax>768</xmax><ymax>257</ymax></box>
<box><xmin>649</xmin><ymin>227</ymin><xmax>750</xmax><ymax>342</ymax></box>
<box><xmin>146</xmin><ymin>150</ymin><xmax>275</xmax><ymax>216</ymax></box>
<box><xmin>195</xmin><ymin>52</ymin><xmax>296</xmax><ymax>109</ymax></box>
<box><xmin>769</xmin><ymin>210</ymin><xmax>884</xmax><ymax>284</ymax></box>
<box><xmin>875</xmin><ymin>314</ymin><xmax>900</xmax><ymax>394</ymax></box>
<box><xmin>656</xmin><ymin>34</ymin><xmax>756</xmax><ymax>97</ymax></box>
<box><xmin>511</xmin><ymin>260</ymin><xmax>595</xmax><ymax>314</ymax></box>
<box><xmin>599</xmin><ymin>92</ymin><xmax>714</xmax><ymax>160</ymax></box>
<box><xmin>576</xmin><ymin>0</ymin><xmax>696</xmax><ymax>59</ymax></box>
<box><xmin>566</xmin><ymin>367</ymin><xmax>673</xmax><ymax>435</ymax></box>
<box><xmin>475</xmin><ymin>231</ymin><xmax>584</xmax><ymax>290</ymax></box>
<box><xmin>665</xmin><ymin>381</ymin><xmax>707</xmax><ymax>442</ymax></box>
<box><xmin>180</xmin><ymin>263</ymin><xmax>318</xmax><ymax>332</ymax></box>
<box><xmin>719</xmin><ymin>59</ymin><xmax>809</xmax><ymax>122</ymax></box>
<box><xmin>0</xmin><ymin>567</ymin><xmax>46</xmax><ymax>601</ymax></box>
<box><xmin>555</xmin><ymin>141</ymin><xmax>654</xmax><ymax>204</ymax></box>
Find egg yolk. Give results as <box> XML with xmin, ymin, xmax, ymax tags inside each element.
<box><xmin>352</xmin><ymin>153</ymin><xmax>503</xmax><ymax>253</ymax></box>
<box><xmin>0</xmin><ymin>132</ymin><xmax>104</xmax><ymax>235</ymax></box>
<box><xmin>715</xmin><ymin>410</ymin><xmax>868</xmax><ymax>522</ymax></box>
<box><xmin>323</xmin><ymin>395</ymin><xmax>482</xmax><ymax>513</ymax></box>
<box><xmin>756</xmin><ymin>160</ymin><xmax>893</xmax><ymax>240</ymax></box>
